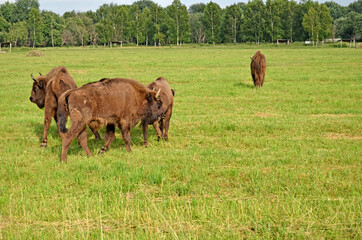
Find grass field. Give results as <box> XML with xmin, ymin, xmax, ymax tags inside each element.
<box><xmin>0</xmin><ymin>45</ymin><xmax>361</xmax><ymax>239</ymax></box>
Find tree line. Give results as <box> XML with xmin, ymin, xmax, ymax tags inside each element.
<box><xmin>0</xmin><ymin>0</ymin><xmax>361</xmax><ymax>48</ymax></box>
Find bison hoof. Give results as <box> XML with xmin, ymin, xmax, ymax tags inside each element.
<box><xmin>41</xmin><ymin>141</ymin><xmax>47</xmax><ymax>147</ymax></box>
<box><xmin>99</xmin><ymin>147</ymin><xmax>108</xmax><ymax>154</ymax></box>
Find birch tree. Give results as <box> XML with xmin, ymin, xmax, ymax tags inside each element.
<box><xmin>28</xmin><ymin>7</ymin><xmax>43</xmax><ymax>47</ymax></box>
<box><xmin>203</xmin><ymin>2</ymin><xmax>221</xmax><ymax>45</ymax></box>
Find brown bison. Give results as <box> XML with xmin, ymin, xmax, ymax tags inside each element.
<box><xmin>29</xmin><ymin>66</ymin><xmax>100</xmax><ymax>147</ymax></box>
<box><xmin>250</xmin><ymin>51</ymin><xmax>266</xmax><ymax>87</ymax></box>
<box><xmin>142</xmin><ymin>77</ymin><xmax>174</xmax><ymax>146</ymax></box>
<box><xmin>57</xmin><ymin>78</ymin><xmax>164</xmax><ymax>162</ymax></box>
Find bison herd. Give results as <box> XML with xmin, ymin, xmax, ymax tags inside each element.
<box><xmin>29</xmin><ymin>51</ymin><xmax>265</xmax><ymax>162</ymax></box>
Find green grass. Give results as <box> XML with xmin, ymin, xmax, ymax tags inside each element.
<box><xmin>0</xmin><ymin>45</ymin><xmax>361</xmax><ymax>239</ymax></box>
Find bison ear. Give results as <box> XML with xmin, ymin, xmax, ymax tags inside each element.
<box><xmin>39</xmin><ymin>80</ymin><xmax>45</xmax><ymax>89</ymax></box>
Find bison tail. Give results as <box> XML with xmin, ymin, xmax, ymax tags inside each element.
<box><xmin>58</xmin><ymin>91</ymin><xmax>71</xmax><ymax>133</ymax></box>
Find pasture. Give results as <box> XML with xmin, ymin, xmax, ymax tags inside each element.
<box><xmin>0</xmin><ymin>45</ymin><xmax>361</xmax><ymax>238</ymax></box>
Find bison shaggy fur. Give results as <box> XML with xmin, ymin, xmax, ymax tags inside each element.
<box><xmin>250</xmin><ymin>51</ymin><xmax>266</xmax><ymax>87</ymax></box>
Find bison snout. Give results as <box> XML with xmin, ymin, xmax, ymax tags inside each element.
<box><xmin>29</xmin><ymin>96</ymin><xmax>33</xmax><ymax>102</ymax></box>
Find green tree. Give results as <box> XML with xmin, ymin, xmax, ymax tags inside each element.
<box><xmin>221</xmin><ymin>4</ymin><xmax>242</xmax><ymax>43</ymax></box>
<box><xmin>133</xmin><ymin>0</ymin><xmax>154</xmax><ymax>11</ymax></box>
<box><xmin>42</xmin><ymin>11</ymin><xmax>63</xmax><ymax>47</ymax></box>
<box><xmin>0</xmin><ymin>1</ymin><xmax>16</xmax><ymax>23</ymax></box>
<box><xmin>150</xmin><ymin>3</ymin><xmax>167</xmax><ymax>46</ymax></box>
<box><xmin>189</xmin><ymin>3</ymin><xmax>206</xmax><ymax>13</ymax></box>
<box><xmin>95</xmin><ymin>5</ymin><xmax>112</xmax><ymax>46</ymax></box>
<box><xmin>243</xmin><ymin>0</ymin><xmax>266</xmax><ymax>44</ymax></box>
<box><xmin>140</xmin><ymin>7</ymin><xmax>152</xmax><ymax>45</ymax></box>
<box><xmin>293</xmin><ymin>0</ymin><xmax>313</xmax><ymax>41</ymax></box>
<box><xmin>266</xmin><ymin>0</ymin><xmax>284</xmax><ymax>43</ymax></box>
<box><xmin>28</xmin><ymin>7</ymin><xmax>43</xmax><ymax>47</ymax></box>
<box><xmin>348</xmin><ymin>0</ymin><xmax>362</xmax><ymax>14</ymax></box>
<box><xmin>203</xmin><ymin>1</ymin><xmax>221</xmax><ymax>45</ymax></box>
<box><xmin>325</xmin><ymin>1</ymin><xmax>347</xmax><ymax>20</ymax></box>
<box><xmin>7</xmin><ymin>21</ymin><xmax>28</xmax><ymax>46</ymax></box>
<box><xmin>167</xmin><ymin>0</ymin><xmax>190</xmax><ymax>45</ymax></box>
<box><xmin>131</xmin><ymin>4</ymin><xmax>144</xmax><ymax>46</ymax></box>
<box><xmin>115</xmin><ymin>5</ymin><xmax>131</xmax><ymax>45</ymax></box>
<box><xmin>281</xmin><ymin>0</ymin><xmax>298</xmax><ymax>42</ymax></box>
<box><xmin>336</xmin><ymin>11</ymin><xmax>362</xmax><ymax>40</ymax></box>
<box><xmin>190</xmin><ymin>12</ymin><xmax>205</xmax><ymax>43</ymax></box>
<box><xmin>14</xmin><ymin>0</ymin><xmax>39</xmax><ymax>22</ymax></box>
<box><xmin>318</xmin><ymin>4</ymin><xmax>333</xmax><ymax>41</ymax></box>
<box><xmin>0</xmin><ymin>16</ymin><xmax>10</xmax><ymax>42</ymax></box>
<box><xmin>302</xmin><ymin>6</ymin><xmax>320</xmax><ymax>45</ymax></box>
<box><xmin>303</xmin><ymin>3</ymin><xmax>332</xmax><ymax>45</ymax></box>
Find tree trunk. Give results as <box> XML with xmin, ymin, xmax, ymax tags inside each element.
<box><xmin>51</xmin><ymin>20</ymin><xmax>54</xmax><ymax>47</ymax></box>
<box><xmin>33</xmin><ymin>29</ymin><xmax>36</xmax><ymax>48</ymax></box>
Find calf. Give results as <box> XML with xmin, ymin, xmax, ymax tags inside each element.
<box><xmin>250</xmin><ymin>51</ymin><xmax>266</xmax><ymax>87</ymax></box>
<box><xmin>142</xmin><ymin>77</ymin><xmax>174</xmax><ymax>146</ymax></box>
<box><xmin>57</xmin><ymin>78</ymin><xmax>164</xmax><ymax>162</ymax></box>
<box><xmin>29</xmin><ymin>66</ymin><xmax>100</xmax><ymax>147</ymax></box>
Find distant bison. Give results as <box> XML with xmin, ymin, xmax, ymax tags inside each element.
<box><xmin>250</xmin><ymin>51</ymin><xmax>266</xmax><ymax>87</ymax></box>
<box><xmin>29</xmin><ymin>66</ymin><xmax>100</xmax><ymax>147</ymax></box>
<box><xmin>57</xmin><ymin>78</ymin><xmax>164</xmax><ymax>162</ymax></box>
<box><xmin>142</xmin><ymin>77</ymin><xmax>175</xmax><ymax>146</ymax></box>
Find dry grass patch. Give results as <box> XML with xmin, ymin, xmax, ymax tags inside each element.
<box><xmin>26</xmin><ymin>50</ymin><xmax>45</xmax><ymax>57</ymax></box>
<box><xmin>255</xmin><ymin>112</ymin><xmax>276</xmax><ymax>118</ymax></box>
<box><xmin>310</xmin><ymin>113</ymin><xmax>355</xmax><ymax>118</ymax></box>
<box><xmin>326</xmin><ymin>133</ymin><xmax>362</xmax><ymax>140</ymax></box>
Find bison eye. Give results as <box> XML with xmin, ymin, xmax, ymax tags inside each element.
<box><xmin>33</xmin><ymin>88</ymin><xmax>37</xmax><ymax>93</ymax></box>
<box><xmin>157</xmin><ymin>100</ymin><xmax>162</xmax><ymax>108</ymax></box>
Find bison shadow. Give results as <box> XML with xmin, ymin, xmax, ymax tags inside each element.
<box><xmin>31</xmin><ymin>122</ymin><xmax>60</xmax><ymax>143</ymax></box>
<box><xmin>234</xmin><ymin>82</ymin><xmax>254</xmax><ymax>89</ymax></box>
<box><xmin>30</xmin><ymin>122</ymin><xmax>160</xmax><ymax>158</ymax></box>
<box><xmin>30</xmin><ymin>122</ymin><xmax>103</xmax><ymax>155</ymax></box>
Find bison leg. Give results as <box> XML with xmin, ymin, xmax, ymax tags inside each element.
<box><xmin>89</xmin><ymin>126</ymin><xmax>101</xmax><ymax>141</ymax></box>
<box><xmin>100</xmin><ymin>124</ymin><xmax>115</xmax><ymax>153</ymax></box>
<box><xmin>153</xmin><ymin>121</ymin><xmax>163</xmax><ymax>141</ymax></box>
<box><xmin>142</xmin><ymin>121</ymin><xmax>149</xmax><ymax>147</ymax></box>
<box><xmin>163</xmin><ymin>109</ymin><xmax>172</xmax><ymax>141</ymax></box>
<box><xmin>60</xmin><ymin>120</ymin><xmax>85</xmax><ymax>162</ymax></box>
<box><xmin>41</xmin><ymin>107</ymin><xmax>56</xmax><ymax>147</ymax></box>
<box><xmin>252</xmin><ymin>73</ymin><xmax>256</xmax><ymax>86</ymax></box>
<box><xmin>77</xmin><ymin>128</ymin><xmax>92</xmax><ymax>157</ymax></box>
<box><xmin>120</xmin><ymin>125</ymin><xmax>132</xmax><ymax>152</ymax></box>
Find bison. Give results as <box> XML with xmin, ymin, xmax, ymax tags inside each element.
<box><xmin>57</xmin><ymin>78</ymin><xmax>164</xmax><ymax>162</ymax></box>
<box><xmin>250</xmin><ymin>51</ymin><xmax>266</xmax><ymax>87</ymax></box>
<box><xmin>142</xmin><ymin>77</ymin><xmax>174</xmax><ymax>146</ymax></box>
<box><xmin>29</xmin><ymin>66</ymin><xmax>100</xmax><ymax>147</ymax></box>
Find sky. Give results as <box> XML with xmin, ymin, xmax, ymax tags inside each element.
<box><xmin>0</xmin><ymin>0</ymin><xmax>355</xmax><ymax>15</ymax></box>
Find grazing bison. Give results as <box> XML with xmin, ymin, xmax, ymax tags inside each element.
<box><xmin>29</xmin><ymin>66</ymin><xmax>100</xmax><ymax>147</ymax></box>
<box><xmin>57</xmin><ymin>78</ymin><xmax>164</xmax><ymax>162</ymax></box>
<box><xmin>250</xmin><ymin>51</ymin><xmax>266</xmax><ymax>87</ymax></box>
<box><xmin>142</xmin><ymin>77</ymin><xmax>174</xmax><ymax>146</ymax></box>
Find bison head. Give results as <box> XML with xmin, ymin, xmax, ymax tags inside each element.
<box><xmin>144</xmin><ymin>89</ymin><xmax>163</xmax><ymax>124</ymax></box>
<box><xmin>29</xmin><ymin>73</ymin><xmax>46</xmax><ymax>109</ymax></box>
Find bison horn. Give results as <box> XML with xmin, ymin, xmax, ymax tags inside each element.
<box><xmin>155</xmin><ymin>89</ymin><xmax>161</xmax><ymax>99</ymax></box>
<box><xmin>31</xmin><ymin>73</ymin><xmax>37</xmax><ymax>82</ymax></box>
<box><xmin>39</xmin><ymin>72</ymin><xmax>43</xmax><ymax>76</ymax></box>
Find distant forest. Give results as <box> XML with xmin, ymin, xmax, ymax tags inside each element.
<box><xmin>0</xmin><ymin>0</ymin><xmax>361</xmax><ymax>47</ymax></box>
